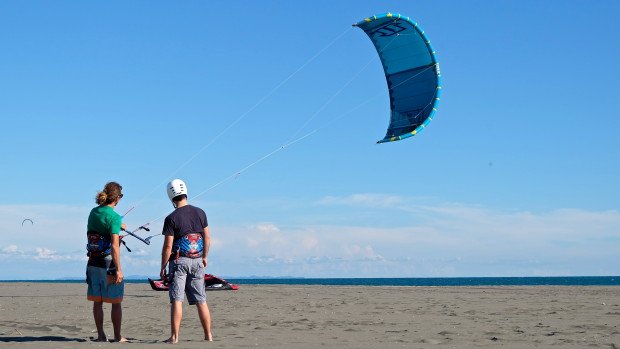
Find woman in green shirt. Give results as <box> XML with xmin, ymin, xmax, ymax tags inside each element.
<box><xmin>86</xmin><ymin>181</ymin><xmax>127</xmax><ymax>342</ymax></box>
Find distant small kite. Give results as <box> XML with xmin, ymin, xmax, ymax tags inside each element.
<box><xmin>22</xmin><ymin>219</ymin><xmax>34</xmax><ymax>226</ymax></box>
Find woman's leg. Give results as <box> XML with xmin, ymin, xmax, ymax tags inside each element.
<box><xmin>92</xmin><ymin>301</ymin><xmax>106</xmax><ymax>341</ymax></box>
<box><xmin>111</xmin><ymin>303</ymin><xmax>126</xmax><ymax>342</ymax></box>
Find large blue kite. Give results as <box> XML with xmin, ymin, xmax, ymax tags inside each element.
<box><xmin>354</xmin><ymin>13</ymin><xmax>441</xmax><ymax>143</ymax></box>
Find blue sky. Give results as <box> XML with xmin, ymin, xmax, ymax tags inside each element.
<box><xmin>1</xmin><ymin>1</ymin><xmax>618</xmax><ymax>279</ymax></box>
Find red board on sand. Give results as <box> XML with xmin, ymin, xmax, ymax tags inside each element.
<box><xmin>148</xmin><ymin>274</ymin><xmax>239</xmax><ymax>291</ymax></box>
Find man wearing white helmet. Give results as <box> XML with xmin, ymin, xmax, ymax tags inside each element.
<box><xmin>160</xmin><ymin>179</ymin><xmax>213</xmax><ymax>343</ymax></box>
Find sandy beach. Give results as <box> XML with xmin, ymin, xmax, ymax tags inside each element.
<box><xmin>0</xmin><ymin>282</ymin><xmax>618</xmax><ymax>348</ymax></box>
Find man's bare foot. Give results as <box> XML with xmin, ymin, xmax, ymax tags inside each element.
<box><xmin>205</xmin><ymin>335</ymin><xmax>213</xmax><ymax>342</ymax></box>
<box><xmin>92</xmin><ymin>336</ymin><xmax>108</xmax><ymax>342</ymax></box>
<box><xmin>114</xmin><ymin>337</ymin><xmax>128</xmax><ymax>343</ymax></box>
<box><xmin>164</xmin><ymin>337</ymin><xmax>178</xmax><ymax>344</ymax></box>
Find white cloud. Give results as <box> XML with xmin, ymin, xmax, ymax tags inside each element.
<box><xmin>1</xmin><ymin>245</ymin><xmax>20</xmax><ymax>255</ymax></box>
<box><xmin>35</xmin><ymin>247</ymin><xmax>60</xmax><ymax>260</ymax></box>
<box><xmin>301</xmin><ymin>236</ymin><xmax>319</xmax><ymax>250</ymax></box>
<box><xmin>317</xmin><ymin>193</ymin><xmax>403</xmax><ymax>208</ymax></box>
<box><xmin>244</xmin><ymin>222</ymin><xmax>288</xmax><ymax>251</ymax></box>
<box><xmin>343</xmin><ymin>244</ymin><xmax>385</xmax><ymax>261</ymax></box>
<box><xmin>254</xmin><ymin>223</ymin><xmax>280</xmax><ymax>233</ymax></box>
<box><xmin>1</xmin><ymin>199</ymin><xmax>619</xmax><ymax>278</ymax></box>
<box><xmin>246</xmin><ymin>237</ymin><xmax>259</xmax><ymax>248</ymax></box>
<box><xmin>0</xmin><ymin>243</ymin><xmax>85</xmax><ymax>263</ymax></box>
<box><xmin>211</xmin><ymin>195</ymin><xmax>620</xmax><ymax>277</ymax></box>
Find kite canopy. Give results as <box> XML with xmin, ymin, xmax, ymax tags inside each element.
<box><xmin>354</xmin><ymin>13</ymin><xmax>441</xmax><ymax>143</ymax></box>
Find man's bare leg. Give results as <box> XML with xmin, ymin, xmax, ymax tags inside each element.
<box><xmin>196</xmin><ymin>303</ymin><xmax>213</xmax><ymax>341</ymax></box>
<box><xmin>92</xmin><ymin>301</ymin><xmax>107</xmax><ymax>342</ymax></box>
<box><xmin>165</xmin><ymin>301</ymin><xmax>183</xmax><ymax>343</ymax></box>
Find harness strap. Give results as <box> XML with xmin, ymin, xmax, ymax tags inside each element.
<box><xmin>86</xmin><ymin>231</ymin><xmax>112</xmax><ymax>257</ymax></box>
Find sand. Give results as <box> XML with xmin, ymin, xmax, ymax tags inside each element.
<box><xmin>0</xmin><ymin>282</ymin><xmax>618</xmax><ymax>348</ymax></box>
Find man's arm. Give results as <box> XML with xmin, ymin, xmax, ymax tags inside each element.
<box><xmin>160</xmin><ymin>235</ymin><xmax>174</xmax><ymax>279</ymax></box>
<box><xmin>202</xmin><ymin>226</ymin><xmax>210</xmax><ymax>267</ymax></box>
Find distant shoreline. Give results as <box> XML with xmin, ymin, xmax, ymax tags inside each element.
<box><xmin>1</xmin><ymin>276</ymin><xmax>618</xmax><ymax>286</ymax></box>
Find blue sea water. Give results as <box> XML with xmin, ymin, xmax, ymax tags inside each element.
<box><xmin>226</xmin><ymin>276</ymin><xmax>620</xmax><ymax>286</ymax></box>
<box><xmin>2</xmin><ymin>276</ymin><xmax>619</xmax><ymax>286</ymax></box>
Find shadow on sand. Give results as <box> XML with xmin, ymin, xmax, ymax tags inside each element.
<box><xmin>0</xmin><ymin>336</ymin><xmax>87</xmax><ymax>342</ymax></box>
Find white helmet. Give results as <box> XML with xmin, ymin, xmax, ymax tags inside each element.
<box><xmin>167</xmin><ymin>179</ymin><xmax>188</xmax><ymax>202</ymax></box>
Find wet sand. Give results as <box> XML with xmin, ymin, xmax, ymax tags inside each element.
<box><xmin>0</xmin><ymin>282</ymin><xmax>618</xmax><ymax>348</ymax></box>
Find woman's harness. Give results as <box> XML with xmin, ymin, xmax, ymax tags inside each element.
<box><xmin>86</xmin><ymin>231</ymin><xmax>112</xmax><ymax>257</ymax></box>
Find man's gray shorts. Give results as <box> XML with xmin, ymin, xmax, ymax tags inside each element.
<box><xmin>168</xmin><ymin>257</ymin><xmax>206</xmax><ymax>305</ymax></box>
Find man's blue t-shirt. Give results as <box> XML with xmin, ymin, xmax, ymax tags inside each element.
<box><xmin>162</xmin><ymin>205</ymin><xmax>208</xmax><ymax>237</ymax></box>
<box><xmin>163</xmin><ymin>205</ymin><xmax>208</xmax><ymax>258</ymax></box>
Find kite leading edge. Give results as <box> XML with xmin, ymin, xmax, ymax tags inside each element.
<box><xmin>354</xmin><ymin>12</ymin><xmax>442</xmax><ymax>143</ymax></box>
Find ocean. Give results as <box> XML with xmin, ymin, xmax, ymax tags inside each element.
<box><xmin>2</xmin><ymin>276</ymin><xmax>619</xmax><ymax>286</ymax></box>
<box><xmin>225</xmin><ymin>276</ymin><xmax>620</xmax><ymax>286</ymax></box>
